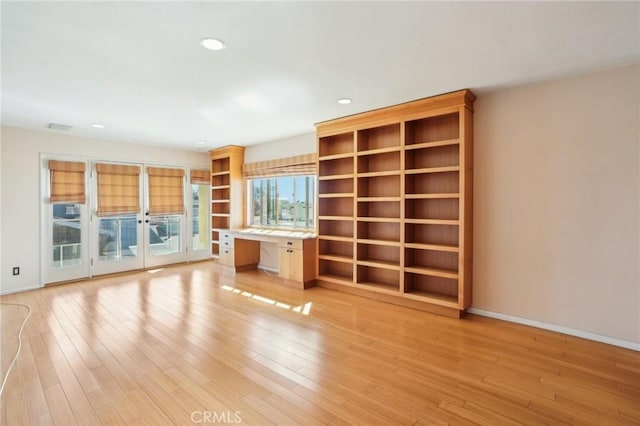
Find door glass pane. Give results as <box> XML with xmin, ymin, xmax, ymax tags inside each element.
<box><xmin>53</xmin><ymin>204</ymin><xmax>82</xmax><ymax>268</ymax></box>
<box><xmin>192</xmin><ymin>184</ymin><xmax>208</xmax><ymax>251</ymax></box>
<box><xmin>150</xmin><ymin>215</ymin><xmax>182</xmax><ymax>256</ymax></box>
<box><xmin>99</xmin><ymin>216</ymin><xmax>138</xmax><ymax>261</ymax></box>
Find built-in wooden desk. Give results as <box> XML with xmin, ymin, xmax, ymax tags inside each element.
<box><xmin>218</xmin><ymin>229</ymin><xmax>317</xmax><ymax>289</ymax></box>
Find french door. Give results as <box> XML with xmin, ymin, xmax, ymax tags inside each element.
<box><xmin>91</xmin><ymin>162</ymin><xmax>188</xmax><ymax>275</ymax></box>
<box><xmin>42</xmin><ymin>158</ymin><xmax>208</xmax><ymax>284</ymax></box>
<box><xmin>42</xmin><ymin>158</ymin><xmax>91</xmax><ymax>284</ymax></box>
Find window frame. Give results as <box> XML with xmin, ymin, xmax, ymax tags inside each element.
<box><xmin>247</xmin><ymin>175</ymin><xmax>316</xmax><ymax>231</ymax></box>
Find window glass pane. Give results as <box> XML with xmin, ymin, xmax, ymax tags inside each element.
<box><xmin>149</xmin><ymin>215</ymin><xmax>182</xmax><ymax>256</ymax></box>
<box><xmin>192</xmin><ymin>184</ymin><xmax>209</xmax><ymax>251</ymax></box>
<box><xmin>265</xmin><ymin>179</ymin><xmax>276</xmax><ymax>225</ymax></box>
<box><xmin>98</xmin><ymin>216</ymin><xmax>138</xmax><ymax>261</ymax></box>
<box><xmin>294</xmin><ymin>176</ymin><xmax>308</xmax><ymax>228</ymax></box>
<box><xmin>53</xmin><ymin>204</ymin><xmax>82</xmax><ymax>268</ymax></box>
<box><xmin>308</xmin><ymin>177</ymin><xmax>315</xmax><ymax>228</ymax></box>
<box><xmin>248</xmin><ymin>175</ymin><xmax>315</xmax><ymax>230</ymax></box>
<box><xmin>278</xmin><ymin>176</ymin><xmax>295</xmax><ymax>227</ymax></box>
<box><xmin>251</xmin><ymin>179</ymin><xmax>262</xmax><ymax>225</ymax></box>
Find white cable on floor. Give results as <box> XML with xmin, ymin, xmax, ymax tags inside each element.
<box><xmin>0</xmin><ymin>302</ymin><xmax>31</xmax><ymax>397</ymax></box>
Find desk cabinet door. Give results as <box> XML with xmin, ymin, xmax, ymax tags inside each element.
<box><xmin>279</xmin><ymin>248</ymin><xmax>303</xmax><ymax>282</ymax></box>
<box><xmin>219</xmin><ymin>248</ymin><xmax>234</xmax><ymax>266</ymax></box>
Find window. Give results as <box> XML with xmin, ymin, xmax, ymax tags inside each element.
<box><xmin>191</xmin><ymin>184</ymin><xmax>209</xmax><ymax>251</ymax></box>
<box><xmin>249</xmin><ymin>175</ymin><xmax>315</xmax><ymax>229</ymax></box>
<box><xmin>190</xmin><ymin>169</ymin><xmax>210</xmax><ymax>252</ymax></box>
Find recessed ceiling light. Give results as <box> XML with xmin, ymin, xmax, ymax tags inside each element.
<box><xmin>337</xmin><ymin>98</ymin><xmax>352</xmax><ymax>105</ymax></box>
<box><xmin>200</xmin><ymin>38</ymin><xmax>226</xmax><ymax>51</ymax></box>
<box><xmin>196</xmin><ymin>140</ymin><xmax>205</xmax><ymax>145</ymax></box>
<box><xmin>91</xmin><ymin>123</ymin><xmax>104</xmax><ymax>128</ymax></box>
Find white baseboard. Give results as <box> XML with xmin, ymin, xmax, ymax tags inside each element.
<box><xmin>467</xmin><ymin>307</ymin><xmax>640</xmax><ymax>352</ymax></box>
<box><xmin>0</xmin><ymin>284</ymin><xmax>43</xmax><ymax>296</ymax></box>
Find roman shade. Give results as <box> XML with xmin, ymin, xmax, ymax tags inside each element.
<box><xmin>48</xmin><ymin>160</ymin><xmax>86</xmax><ymax>204</ymax></box>
<box><xmin>190</xmin><ymin>169</ymin><xmax>210</xmax><ymax>185</ymax></box>
<box><xmin>96</xmin><ymin>163</ymin><xmax>141</xmax><ymax>216</ymax></box>
<box><xmin>148</xmin><ymin>167</ymin><xmax>185</xmax><ymax>215</ymax></box>
<box><xmin>242</xmin><ymin>153</ymin><xmax>317</xmax><ymax>178</ymax></box>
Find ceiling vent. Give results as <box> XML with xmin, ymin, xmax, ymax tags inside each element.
<box><xmin>47</xmin><ymin>123</ymin><xmax>72</xmax><ymax>131</ymax></box>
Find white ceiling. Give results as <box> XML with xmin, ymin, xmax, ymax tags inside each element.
<box><xmin>2</xmin><ymin>2</ymin><xmax>638</xmax><ymax>151</ymax></box>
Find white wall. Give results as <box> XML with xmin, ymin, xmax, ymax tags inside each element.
<box><xmin>244</xmin><ymin>132</ymin><xmax>315</xmax><ymax>163</ymax></box>
<box><xmin>0</xmin><ymin>126</ymin><xmax>209</xmax><ymax>294</ymax></box>
<box><xmin>474</xmin><ymin>63</ymin><xmax>639</xmax><ymax>343</ymax></box>
<box><xmin>0</xmin><ymin>133</ymin><xmax>3</xmax><ymax>289</ymax></box>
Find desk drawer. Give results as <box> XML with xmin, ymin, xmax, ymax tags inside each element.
<box><xmin>220</xmin><ymin>234</ymin><xmax>234</xmax><ymax>248</ymax></box>
<box><xmin>279</xmin><ymin>239</ymin><xmax>303</xmax><ymax>250</ymax></box>
<box><xmin>219</xmin><ymin>247</ymin><xmax>234</xmax><ymax>266</ymax></box>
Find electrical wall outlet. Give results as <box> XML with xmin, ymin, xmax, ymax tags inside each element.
<box><xmin>12</xmin><ymin>267</ymin><xmax>20</xmax><ymax>276</ymax></box>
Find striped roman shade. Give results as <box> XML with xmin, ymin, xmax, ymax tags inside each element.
<box><xmin>48</xmin><ymin>160</ymin><xmax>86</xmax><ymax>204</ymax></box>
<box><xmin>148</xmin><ymin>167</ymin><xmax>185</xmax><ymax>215</ymax></box>
<box><xmin>96</xmin><ymin>163</ymin><xmax>141</xmax><ymax>216</ymax></box>
<box><xmin>243</xmin><ymin>153</ymin><xmax>317</xmax><ymax>178</ymax></box>
<box><xmin>190</xmin><ymin>169</ymin><xmax>210</xmax><ymax>185</ymax></box>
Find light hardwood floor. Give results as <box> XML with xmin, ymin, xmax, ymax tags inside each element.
<box><xmin>1</xmin><ymin>261</ymin><xmax>638</xmax><ymax>425</ymax></box>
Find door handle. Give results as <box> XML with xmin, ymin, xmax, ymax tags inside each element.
<box><xmin>138</xmin><ymin>220</ymin><xmax>142</xmax><ymax>224</ymax></box>
<box><xmin>145</xmin><ymin>220</ymin><xmax>149</xmax><ymax>223</ymax></box>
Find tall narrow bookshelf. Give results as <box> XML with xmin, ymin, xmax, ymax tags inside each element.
<box><xmin>316</xmin><ymin>90</ymin><xmax>475</xmax><ymax>317</ymax></box>
<box><xmin>209</xmin><ymin>145</ymin><xmax>245</xmax><ymax>257</ymax></box>
<box><xmin>317</xmin><ymin>132</ymin><xmax>355</xmax><ymax>284</ymax></box>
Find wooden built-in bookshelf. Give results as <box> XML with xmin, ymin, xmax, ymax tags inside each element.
<box><xmin>209</xmin><ymin>146</ymin><xmax>245</xmax><ymax>257</ymax></box>
<box><xmin>315</xmin><ymin>89</ymin><xmax>475</xmax><ymax>317</ymax></box>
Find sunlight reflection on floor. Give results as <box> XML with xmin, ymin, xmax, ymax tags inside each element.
<box><xmin>221</xmin><ymin>285</ymin><xmax>312</xmax><ymax>315</ymax></box>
